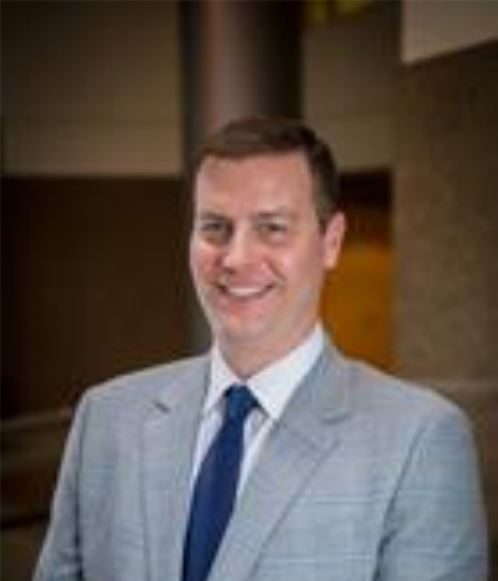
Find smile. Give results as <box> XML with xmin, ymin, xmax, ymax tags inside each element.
<box><xmin>217</xmin><ymin>283</ymin><xmax>274</xmax><ymax>300</ymax></box>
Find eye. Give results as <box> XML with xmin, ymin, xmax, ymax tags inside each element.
<box><xmin>256</xmin><ymin>220</ymin><xmax>290</xmax><ymax>243</ymax></box>
<box><xmin>198</xmin><ymin>218</ymin><xmax>232</xmax><ymax>245</ymax></box>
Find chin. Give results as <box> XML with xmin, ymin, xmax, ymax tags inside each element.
<box><xmin>217</xmin><ymin>320</ymin><xmax>270</xmax><ymax>346</ymax></box>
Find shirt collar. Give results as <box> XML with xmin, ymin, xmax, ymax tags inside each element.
<box><xmin>206</xmin><ymin>325</ymin><xmax>325</xmax><ymax>421</ymax></box>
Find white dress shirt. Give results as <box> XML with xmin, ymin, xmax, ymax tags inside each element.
<box><xmin>189</xmin><ymin>324</ymin><xmax>325</xmax><ymax>496</ymax></box>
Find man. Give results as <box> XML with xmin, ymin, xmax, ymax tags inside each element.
<box><xmin>34</xmin><ymin>117</ymin><xmax>487</xmax><ymax>581</ymax></box>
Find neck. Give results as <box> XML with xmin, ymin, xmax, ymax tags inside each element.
<box><xmin>217</xmin><ymin>325</ymin><xmax>319</xmax><ymax>379</ymax></box>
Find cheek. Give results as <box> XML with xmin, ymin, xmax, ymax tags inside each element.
<box><xmin>278</xmin><ymin>243</ymin><xmax>324</xmax><ymax>281</ymax></box>
<box><xmin>190</xmin><ymin>240</ymin><xmax>218</xmax><ymax>280</ymax></box>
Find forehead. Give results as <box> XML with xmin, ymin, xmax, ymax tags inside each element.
<box><xmin>194</xmin><ymin>153</ymin><xmax>313</xmax><ymax>211</ymax></box>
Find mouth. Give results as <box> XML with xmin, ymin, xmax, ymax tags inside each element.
<box><xmin>216</xmin><ymin>282</ymin><xmax>274</xmax><ymax>301</ymax></box>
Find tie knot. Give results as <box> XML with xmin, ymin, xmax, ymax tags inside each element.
<box><xmin>225</xmin><ymin>385</ymin><xmax>257</xmax><ymax>423</ymax></box>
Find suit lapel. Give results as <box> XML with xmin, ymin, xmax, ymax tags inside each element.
<box><xmin>209</xmin><ymin>342</ymin><xmax>351</xmax><ymax>581</ymax></box>
<box><xmin>142</xmin><ymin>357</ymin><xmax>209</xmax><ymax>581</ymax></box>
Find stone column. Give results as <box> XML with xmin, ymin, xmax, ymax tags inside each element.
<box><xmin>394</xmin><ymin>41</ymin><xmax>498</xmax><ymax>563</ymax></box>
<box><xmin>395</xmin><ymin>41</ymin><xmax>498</xmax><ymax>384</ymax></box>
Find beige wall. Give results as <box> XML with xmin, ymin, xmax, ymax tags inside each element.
<box><xmin>6</xmin><ymin>1</ymin><xmax>497</xmax><ymax>175</ymax></box>
<box><xmin>3</xmin><ymin>1</ymin><xmax>399</xmax><ymax>176</ymax></box>
<box><xmin>402</xmin><ymin>0</ymin><xmax>498</xmax><ymax>64</ymax></box>
<box><xmin>3</xmin><ymin>1</ymin><xmax>181</xmax><ymax>176</ymax></box>
<box><xmin>304</xmin><ymin>2</ymin><xmax>399</xmax><ymax>171</ymax></box>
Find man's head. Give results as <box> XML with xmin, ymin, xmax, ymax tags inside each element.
<box><xmin>189</xmin><ymin>117</ymin><xmax>346</xmax><ymax>376</ymax></box>
<box><xmin>191</xmin><ymin>117</ymin><xmax>341</xmax><ymax>228</ymax></box>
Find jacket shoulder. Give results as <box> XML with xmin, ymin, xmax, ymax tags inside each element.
<box><xmin>343</xmin><ymin>356</ymin><xmax>469</xmax><ymax>427</ymax></box>
<box><xmin>80</xmin><ymin>353</ymin><xmax>208</xmax><ymax>412</ymax></box>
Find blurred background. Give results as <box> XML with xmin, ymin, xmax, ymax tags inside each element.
<box><xmin>1</xmin><ymin>0</ymin><xmax>497</xmax><ymax>579</ymax></box>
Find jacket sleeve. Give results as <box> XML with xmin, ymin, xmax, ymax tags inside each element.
<box><xmin>33</xmin><ymin>393</ymin><xmax>91</xmax><ymax>581</ymax></box>
<box><xmin>377</xmin><ymin>405</ymin><xmax>488</xmax><ymax>581</ymax></box>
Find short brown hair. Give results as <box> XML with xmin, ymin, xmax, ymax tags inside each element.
<box><xmin>192</xmin><ymin>117</ymin><xmax>340</xmax><ymax>225</ymax></box>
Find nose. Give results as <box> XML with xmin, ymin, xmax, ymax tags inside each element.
<box><xmin>221</xmin><ymin>228</ymin><xmax>257</xmax><ymax>270</ymax></box>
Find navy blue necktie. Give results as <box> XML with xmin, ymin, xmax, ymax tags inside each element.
<box><xmin>182</xmin><ymin>385</ymin><xmax>257</xmax><ymax>581</ymax></box>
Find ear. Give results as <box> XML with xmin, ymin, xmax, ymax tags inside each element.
<box><xmin>322</xmin><ymin>211</ymin><xmax>347</xmax><ymax>269</ymax></box>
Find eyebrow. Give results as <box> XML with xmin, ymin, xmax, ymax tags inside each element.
<box><xmin>196</xmin><ymin>208</ymin><xmax>297</xmax><ymax>222</ymax></box>
<box><xmin>196</xmin><ymin>211</ymin><xmax>229</xmax><ymax>221</ymax></box>
<box><xmin>254</xmin><ymin>210</ymin><xmax>296</xmax><ymax>221</ymax></box>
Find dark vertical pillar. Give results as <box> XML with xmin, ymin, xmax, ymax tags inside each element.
<box><xmin>180</xmin><ymin>0</ymin><xmax>303</xmax><ymax>349</ymax></box>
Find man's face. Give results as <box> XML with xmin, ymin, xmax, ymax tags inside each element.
<box><xmin>189</xmin><ymin>152</ymin><xmax>345</xmax><ymax>362</ymax></box>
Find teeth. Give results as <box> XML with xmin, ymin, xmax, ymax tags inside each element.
<box><xmin>221</xmin><ymin>285</ymin><xmax>268</xmax><ymax>298</ymax></box>
<box><xmin>227</xmin><ymin>286</ymin><xmax>264</xmax><ymax>298</ymax></box>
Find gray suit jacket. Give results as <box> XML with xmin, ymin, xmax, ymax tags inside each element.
<box><xmin>34</xmin><ymin>341</ymin><xmax>487</xmax><ymax>581</ymax></box>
